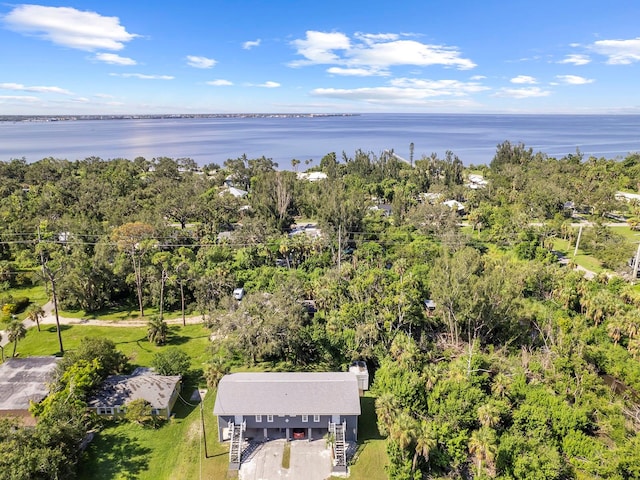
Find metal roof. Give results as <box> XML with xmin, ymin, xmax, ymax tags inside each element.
<box><xmin>0</xmin><ymin>356</ymin><xmax>60</xmax><ymax>411</ymax></box>
<box><xmin>213</xmin><ymin>372</ymin><xmax>361</xmax><ymax>416</ymax></box>
<box><xmin>88</xmin><ymin>373</ymin><xmax>181</xmax><ymax>409</ymax></box>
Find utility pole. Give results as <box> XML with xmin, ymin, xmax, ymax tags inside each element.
<box><xmin>573</xmin><ymin>224</ymin><xmax>583</xmax><ymax>257</ymax></box>
<box><xmin>200</xmin><ymin>399</ymin><xmax>209</xmax><ymax>458</ymax></box>
<box><xmin>633</xmin><ymin>242</ymin><xmax>640</xmax><ymax>280</ymax></box>
<box><xmin>337</xmin><ymin>225</ymin><xmax>342</xmax><ymax>271</ymax></box>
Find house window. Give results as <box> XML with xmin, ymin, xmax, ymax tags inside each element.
<box><xmin>267</xmin><ymin>415</ymin><xmax>274</xmax><ymax>422</ymax></box>
<box><xmin>256</xmin><ymin>415</ymin><xmax>262</xmax><ymax>422</ymax></box>
<box><xmin>302</xmin><ymin>415</ymin><xmax>308</xmax><ymax>422</ymax></box>
<box><xmin>151</xmin><ymin>409</ymin><xmax>160</xmax><ymax>415</ymax></box>
<box><xmin>98</xmin><ymin>407</ymin><xmax>113</xmax><ymax>415</ymax></box>
<box><xmin>313</xmin><ymin>415</ymin><xmax>320</xmax><ymax>422</ymax></box>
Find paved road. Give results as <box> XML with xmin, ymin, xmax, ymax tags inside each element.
<box><xmin>0</xmin><ymin>301</ymin><xmax>205</xmax><ymax>349</ymax></box>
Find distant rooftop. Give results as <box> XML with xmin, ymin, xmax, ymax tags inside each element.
<box><xmin>214</xmin><ymin>372</ymin><xmax>360</xmax><ymax>416</ymax></box>
<box><xmin>0</xmin><ymin>356</ymin><xmax>60</xmax><ymax>411</ymax></box>
<box><xmin>88</xmin><ymin>372</ymin><xmax>181</xmax><ymax>409</ymax></box>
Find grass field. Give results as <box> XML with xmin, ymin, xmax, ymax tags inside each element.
<box><xmin>8</xmin><ymin>322</ymin><xmax>392</xmax><ymax>479</ymax></box>
<box><xmin>12</xmin><ymin>322</ymin><xmax>229</xmax><ymax>480</ymax></box>
<box><xmin>552</xmin><ymin>237</ymin><xmax>606</xmax><ymax>274</ymax></box>
<box><xmin>13</xmin><ymin>323</ymin><xmax>213</xmax><ymax>374</ymax></box>
<box><xmin>77</xmin><ymin>389</ymin><xmax>230</xmax><ymax>480</ymax></box>
<box><xmin>330</xmin><ymin>394</ymin><xmax>388</xmax><ymax>480</ymax></box>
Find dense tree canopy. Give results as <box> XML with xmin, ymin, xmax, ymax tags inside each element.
<box><xmin>2</xmin><ymin>147</ymin><xmax>640</xmax><ymax>478</ymax></box>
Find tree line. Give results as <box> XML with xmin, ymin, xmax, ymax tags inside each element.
<box><xmin>2</xmin><ymin>143</ymin><xmax>640</xmax><ymax>478</ymax></box>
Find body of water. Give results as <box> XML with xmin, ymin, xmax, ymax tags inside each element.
<box><xmin>1</xmin><ymin>114</ymin><xmax>640</xmax><ymax>167</ymax></box>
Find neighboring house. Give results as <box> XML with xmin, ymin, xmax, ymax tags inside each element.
<box><xmin>466</xmin><ymin>174</ymin><xmax>488</xmax><ymax>189</ymax></box>
<box><xmin>220</xmin><ymin>185</ymin><xmax>248</xmax><ymax>198</ymax></box>
<box><xmin>297</xmin><ymin>171</ymin><xmax>328</xmax><ymax>182</ymax></box>
<box><xmin>368</xmin><ymin>204</ymin><xmax>392</xmax><ymax>216</ymax></box>
<box><xmin>88</xmin><ymin>370</ymin><xmax>181</xmax><ymax>418</ymax></box>
<box><xmin>289</xmin><ymin>223</ymin><xmax>322</xmax><ymax>238</ymax></box>
<box><xmin>443</xmin><ymin>199</ymin><xmax>466</xmax><ymax>214</ymax></box>
<box><xmin>0</xmin><ymin>356</ymin><xmax>60</xmax><ymax>426</ymax></box>
<box><xmin>420</xmin><ymin>192</ymin><xmax>443</xmax><ymax>203</ymax></box>
<box><xmin>615</xmin><ymin>191</ymin><xmax>640</xmax><ymax>202</ymax></box>
<box><xmin>213</xmin><ymin>372</ymin><xmax>361</xmax><ymax>443</ymax></box>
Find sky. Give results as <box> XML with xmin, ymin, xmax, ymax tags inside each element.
<box><xmin>1</xmin><ymin>0</ymin><xmax>640</xmax><ymax>115</ymax></box>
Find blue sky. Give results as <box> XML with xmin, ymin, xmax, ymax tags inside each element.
<box><xmin>1</xmin><ymin>0</ymin><xmax>640</xmax><ymax>114</ymax></box>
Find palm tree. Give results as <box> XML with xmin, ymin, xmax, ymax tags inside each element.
<box><xmin>147</xmin><ymin>317</ymin><xmax>168</xmax><ymax>345</ymax></box>
<box><xmin>477</xmin><ymin>403</ymin><xmax>501</xmax><ymax>429</ymax></box>
<box><xmin>0</xmin><ymin>333</ymin><xmax>5</xmax><ymax>361</ymax></box>
<box><xmin>491</xmin><ymin>372</ymin><xmax>511</xmax><ymax>399</ymax></box>
<box><xmin>606</xmin><ymin>319</ymin><xmax>624</xmax><ymax>345</ymax></box>
<box><xmin>26</xmin><ymin>304</ymin><xmax>45</xmax><ymax>332</ymax></box>
<box><xmin>412</xmin><ymin>420</ymin><xmax>437</xmax><ymax>472</ymax></box>
<box><xmin>8</xmin><ymin>320</ymin><xmax>26</xmax><ymax>357</ymax></box>
<box><xmin>628</xmin><ymin>337</ymin><xmax>640</xmax><ymax>359</ymax></box>
<box><xmin>389</xmin><ymin>412</ymin><xmax>416</xmax><ymax>460</ymax></box>
<box><xmin>204</xmin><ymin>356</ymin><xmax>230</xmax><ymax>389</ymax></box>
<box><xmin>375</xmin><ymin>393</ymin><xmax>399</xmax><ymax>436</ymax></box>
<box><xmin>469</xmin><ymin>427</ymin><xmax>497</xmax><ymax>477</ymax></box>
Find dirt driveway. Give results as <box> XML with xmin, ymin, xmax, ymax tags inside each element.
<box><xmin>239</xmin><ymin>439</ymin><xmax>332</xmax><ymax>480</ymax></box>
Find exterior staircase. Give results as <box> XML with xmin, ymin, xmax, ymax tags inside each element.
<box><xmin>329</xmin><ymin>421</ymin><xmax>348</xmax><ymax>473</ymax></box>
<box><xmin>228</xmin><ymin>421</ymin><xmax>245</xmax><ymax>470</ymax></box>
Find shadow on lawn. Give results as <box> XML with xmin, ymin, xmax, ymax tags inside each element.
<box><xmin>46</xmin><ymin>324</ymin><xmax>72</xmax><ymax>333</ymax></box>
<box><xmin>359</xmin><ymin>396</ymin><xmax>383</xmax><ymax>441</ymax></box>
<box><xmin>167</xmin><ymin>332</ymin><xmax>209</xmax><ymax>346</ymax></box>
<box><xmin>79</xmin><ymin>430</ymin><xmax>151</xmax><ymax>480</ymax></box>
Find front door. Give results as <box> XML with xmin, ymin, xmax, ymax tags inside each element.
<box><xmin>234</xmin><ymin>415</ymin><xmax>243</xmax><ymax>424</ymax></box>
<box><xmin>332</xmin><ymin>414</ymin><xmax>340</xmax><ymax>423</ymax></box>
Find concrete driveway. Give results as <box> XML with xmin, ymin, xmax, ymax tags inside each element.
<box><xmin>239</xmin><ymin>439</ymin><xmax>332</xmax><ymax>480</ymax></box>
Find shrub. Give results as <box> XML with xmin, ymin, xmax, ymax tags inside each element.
<box><xmin>151</xmin><ymin>347</ymin><xmax>190</xmax><ymax>377</ymax></box>
<box><xmin>124</xmin><ymin>398</ymin><xmax>153</xmax><ymax>425</ymax></box>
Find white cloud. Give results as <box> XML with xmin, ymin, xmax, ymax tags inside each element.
<box><xmin>0</xmin><ymin>95</ymin><xmax>39</xmax><ymax>102</ymax></box>
<box><xmin>591</xmin><ymin>37</ymin><xmax>640</xmax><ymax>64</ymax></box>
<box><xmin>353</xmin><ymin>32</ymin><xmax>399</xmax><ymax>45</ymax></box>
<box><xmin>389</xmin><ymin>78</ymin><xmax>490</xmax><ymax>95</ymax></box>
<box><xmin>290</xmin><ymin>31</ymin><xmax>351</xmax><ymax>65</ymax></box>
<box><xmin>243</xmin><ymin>39</ymin><xmax>261</xmax><ymax>50</ymax></box>
<box><xmin>559</xmin><ymin>54</ymin><xmax>591</xmax><ymax>65</ymax></box>
<box><xmin>290</xmin><ymin>31</ymin><xmax>475</xmax><ymax>71</ymax></box>
<box><xmin>494</xmin><ymin>87</ymin><xmax>551</xmax><ymax>99</ymax></box>
<box><xmin>311</xmin><ymin>86</ymin><xmax>479</xmax><ymax>107</ymax></box>
<box><xmin>310</xmin><ymin>76</ymin><xmax>488</xmax><ymax>106</ymax></box>
<box><xmin>95</xmin><ymin>53</ymin><xmax>136</xmax><ymax>65</ymax></box>
<box><xmin>186</xmin><ymin>55</ymin><xmax>217</xmax><ymax>69</ymax></box>
<box><xmin>510</xmin><ymin>75</ymin><xmax>537</xmax><ymax>84</ymax></box>
<box><xmin>353</xmin><ymin>40</ymin><xmax>476</xmax><ymax>69</ymax></box>
<box><xmin>470</xmin><ymin>75</ymin><xmax>486</xmax><ymax>80</ymax></box>
<box><xmin>327</xmin><ymin>66</ymin><xmax>388</xmax><ymax>76</ymax></box>
<box><xmin>110</xmin><ymin>73</ymin><xmax>174</xmax><ymax>80</ymax></box>
<box><xmin>0</xmin><ymin>82</ymin><xmax>72</xmax><ymax>94</ymax></box>
<box><xmin>2</xmin><ymin>5</ymin><xmax>137</xmax><ymax>51</ymax></box>
<box><xmin>257</xmin><ymin>81</ymin><xmax>280</xmax><ymax>88</ymax></box>
<box><xmin>556</xmin><ymin>75</ymin><xmax>594</xmax><ymax>85</ymax></box>
<box><xmin>207</xmin><ymin>79</ymin><xmax>233</xmax><ymax>86</ymax></box>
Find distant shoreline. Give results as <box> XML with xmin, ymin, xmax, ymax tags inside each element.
<box><xmin>0</xmin><ymin>113</ymin><xmax>359</xmax><ymax>123</ymax></box>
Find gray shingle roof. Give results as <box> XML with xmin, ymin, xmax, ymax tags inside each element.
<box><xmin>88</xmin><ymin>373</ymin><xmax>181</xmax><ymax>409</ymax></box>
<box><xmin>213</xmin><ymin>372</ymin><xmax>361</xmax><ymax>416</ymax></box>
<box><xmin>0</xmin><ymin>356</ymin><xmax>60</xmax><ymax>411</ymax></box>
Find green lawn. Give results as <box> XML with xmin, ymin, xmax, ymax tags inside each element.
<box><xmin>552</xmin><ymin>238</ymin><xmax>605</xmax><ymax>274</ymax></box>
<box><xmin>56</xmin><ymin>304</ymin><xmax>203</xmax><ymax>322</ymax></box>
<box><xmin>13</xmin><ymin>323</ymin><xmax>212</xmax><ymax>373</ymax></box>
<box><xmin>330</xmin><ymin>394</ymin><xmax>388</xmax><ymax>480</ymax></box>
<box><xmin>77</xmin><ymin>389</ymin><xmax>230</xmax><ymax>480</ymax></box>
<box><xmin>11</xmin><ymin>322</ymin><xmax>229</xmax><ymax>480</ymax></box>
